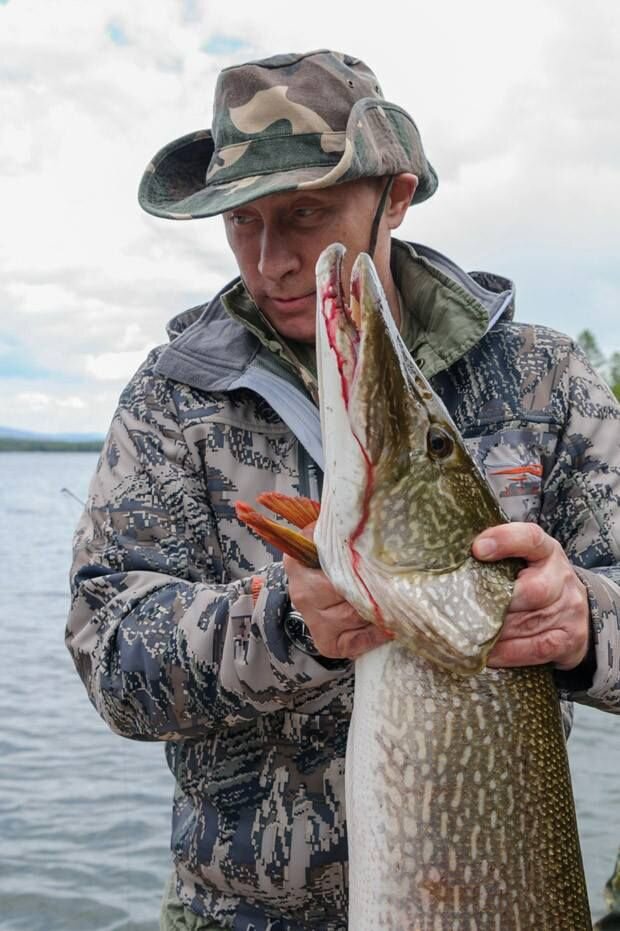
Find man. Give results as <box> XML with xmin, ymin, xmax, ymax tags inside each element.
<box><xmin>66</xmin><ymin>50</ymin><xmax>620</xmax><ymax>931</ymax></box>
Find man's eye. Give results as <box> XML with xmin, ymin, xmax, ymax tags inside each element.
<box><xmin>294</xmin><ymin>208</ymin><xmax>319</xmax><ymax>219</ymax></box>
<box><xmin>230</xmin><ymin>213</ymin><xmax>255</xmax><ymax>226</ymax></box>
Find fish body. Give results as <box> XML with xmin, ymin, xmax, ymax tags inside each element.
<box><xmin>314</xmin><ymin>244</ymin><xmax>591</xmax><ymax>930</ymax></box>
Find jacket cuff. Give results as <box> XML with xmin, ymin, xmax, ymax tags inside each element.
<box><xmin>554</xmin><ymin>567</ymin><xmax>620</xmax><ymax>711</ymax></box>
<box><xmin>251</xmin><ymin>563</ymin><xmax>351</xmax><ymax>683</ymax></box>
<box><xmin>553</xmin><ymin>632</ymin><xmax>596</xmax><ymax>693</ymax></box>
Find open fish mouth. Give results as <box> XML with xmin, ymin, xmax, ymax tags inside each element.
<box><xmin>314</xmin><ymin>244</ymin><xmax>517</xmax><ymax>674</ymax></box>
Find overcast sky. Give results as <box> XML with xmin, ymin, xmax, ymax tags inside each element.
<box><xmin>2</xmin><ymin>0</ymin><xmax>619</xmax><ymax>434</ymax></box>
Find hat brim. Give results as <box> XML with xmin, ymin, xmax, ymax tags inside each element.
<box><xmin>139</xmin><ymin>136</ymin><xmax>361</xmax><ymax>219</ymax></box>
<box><xmin>138</xmin><ymin>103</ymin><xmax>438</xmax><ymax>220</ymax></box>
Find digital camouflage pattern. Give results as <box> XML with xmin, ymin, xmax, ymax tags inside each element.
<box><xmin>138</xmin><ymin>49</ymin><xmax>437</xmax><ymax>220</ymax></box>
<box><xmin>66</xmin><ymin>240</ymin><xmax>620</xmax><ymax>930</ymax></box>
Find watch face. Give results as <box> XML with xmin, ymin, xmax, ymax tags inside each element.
<box><xmin>285</xmin><ymin>610</ymin><xmax>321</xmax><ymax>656</ymax></box>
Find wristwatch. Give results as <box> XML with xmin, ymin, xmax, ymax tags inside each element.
<box><xmin>283</xmin><ymin>607</ymin><xmax>321</xmax><ymax>656</ymax></box>
<box><xmin>283</xmin><ymin>606</ymin><xmax>350</xmax><ymax>669</ymax></box>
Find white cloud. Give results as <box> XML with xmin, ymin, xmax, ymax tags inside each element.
<box><xmin>84</xmin><ymin>346</ymin><xmax>157</xmax><ymax>381</ymax></box>
<box><xmin>2</xmin><ymin>389</ymin><xmax>83</xmax><ymax>416</ymax></box>
<box><xmin>58</xmin><ymin>396</ymin><xmax>88</xmax><ymax>409</ymax></box>
<box><xmin>8</xmin><ymin>282</ymin><xmax>80</xmax><ymax>315</ymax></box>
<box><xmin>15</xmin><ymin>392</ymin><xmax>52</xmax><ymax>411</ymax></box>
<box><xmin>0</xmin><ymin>379</ymin><xmax>125</xmax><ymax>433</ymax></box>
<box><xmin>1</xmin><ymin>0</ymin><xmax>619</xmax><ymax>433</ymax></box>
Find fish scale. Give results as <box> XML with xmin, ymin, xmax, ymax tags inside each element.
<box><xmin>347</xmin><ymin>645</ymin><xmax>591</xmax><ymax>929</ymax></box>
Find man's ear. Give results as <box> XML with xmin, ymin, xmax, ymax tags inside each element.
<box><xmin>386</xmin><ymin>173</ymin><xmax>418</xmax><ymax>229</ymax></box>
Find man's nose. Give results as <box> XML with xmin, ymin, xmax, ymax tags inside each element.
<box><xmin>257</xmin><ymin>224</ymin><xmax>301</xmax><ymax>282</ymax></box>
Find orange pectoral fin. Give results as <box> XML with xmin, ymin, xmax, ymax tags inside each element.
<box><xmin>235</xmin><ymin>501</ymin><xmax>320</xmax><ymax>569</ymax></box>
<box><xmin>256</xmin><ymin>492</ymin><xmax>321</xmax><ymax>529</ymax></box>
<box><xmin>250</xmin><ymin>575</ymin><xmax>265</xmax><ymax>605</ymax></box>
<box><xmin>491</xmin><ymin>464</ymin><xmax>543</xmax><ymax>478</ymax></box>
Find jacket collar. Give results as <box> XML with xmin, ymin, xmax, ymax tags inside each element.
<box><xmin>391</xmin><ymin>240</ymin><xmax>514</xmax><ymax>376</ymax></box>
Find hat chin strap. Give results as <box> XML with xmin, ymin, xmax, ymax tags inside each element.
<box><xmin>367</xmin><ymin>177</ymin><xmax>394</xmax><ymax>259</ymax></box>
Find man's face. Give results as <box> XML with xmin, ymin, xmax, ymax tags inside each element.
<box><xmin>223</xmin><ymin>179</ymin><xmax>386</xmax><ymax>344</ymax></box>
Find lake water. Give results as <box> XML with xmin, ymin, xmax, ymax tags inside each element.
<box><xmin>0</xmin><ymin>452</ymin><xmax>618</xmax><ymax>929</ymax></box>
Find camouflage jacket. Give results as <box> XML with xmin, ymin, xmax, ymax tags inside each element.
<box><xmin>66</xmin><ymin>239</ymin><xmax>620</xmax><ymax>931</ymax></box>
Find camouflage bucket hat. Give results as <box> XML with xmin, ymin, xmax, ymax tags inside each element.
<box><xmin>138</xmin><ymin>49</ymin><xmax>438</xmax><ymax>220</ymax></box>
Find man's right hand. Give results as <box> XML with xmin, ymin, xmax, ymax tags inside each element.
<box><xmin>283</xmin><ymin>525</ymin><xmax>392</xmax><ymax>660</ymax></box>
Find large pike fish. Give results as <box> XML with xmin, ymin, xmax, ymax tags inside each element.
<box><xmin>238</xmin><ymin>244</ymin><xmax>591</xmax><ymax>929</ymax></box>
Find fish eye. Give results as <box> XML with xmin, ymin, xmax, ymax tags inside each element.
<box><xmin>427</xmin><ymin>426</ymin><xmax>454</xmax><ymax>460</ymax></box>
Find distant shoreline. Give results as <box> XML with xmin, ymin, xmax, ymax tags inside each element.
<box><xmin>0</xmin><ymin>438</ymin><xmax>103</xmax><ymax>453</ymax></box>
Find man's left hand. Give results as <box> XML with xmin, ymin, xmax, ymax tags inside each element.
<box><xmin>472</xmin><ymin>523</ymin><xmax>590</xmax><ymax>671</ymax></box>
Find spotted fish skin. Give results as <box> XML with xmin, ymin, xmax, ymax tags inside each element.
<box><xmin>314</xmin><ymin>244</ymin><xmax>592</xmax><ymax>930</ymax></box>
<box><xmin>348</xmin><ymin>648</ymin><xmax>591</xmax><ymax>930</ymax></box>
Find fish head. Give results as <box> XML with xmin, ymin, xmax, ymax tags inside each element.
<box><xmin>315</xmin><ymin>244</ymin><xmax>517</xmax><ymax>673</ymax></box>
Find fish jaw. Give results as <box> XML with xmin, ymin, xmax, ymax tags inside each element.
<box><xmin>314</xmin><ymin>245</ymin><xmax>517</xmax><ymax>673</ymax></box>
<box><xmin>314</xmin><ymin>244</ymin><xmax>381</xmax><ymax>624</ymax></box>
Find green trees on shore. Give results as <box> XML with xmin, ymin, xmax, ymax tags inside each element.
<box><xmin>578</xmin><ymin>331</ymin><xmax>620</xmax><ymax>400</ymax></box>
<box><xmin>0</xmin><ymin>438</ymin><xmax>103</xmax><ymax>452</ymax></box>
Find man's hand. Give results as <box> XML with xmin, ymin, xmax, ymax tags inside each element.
<box><xmin>472</xmin><ymin>523</ymin><xmax>590</xmax><ymax>671</ymax></box>
<box><xmin>283</xmin><ymin>523</ymin><xmax>391</xmax><ymax>660</ymax></box>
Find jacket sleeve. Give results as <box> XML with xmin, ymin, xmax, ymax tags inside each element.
<box><xmin>539</xmin><ymin>344</ymin><xmax>620</xmax><ymax>713</ymax></box>
<box><xmin>65</xmin><ymin>356</ymin><xmax>349</xmax><ymax>742</ymax></box>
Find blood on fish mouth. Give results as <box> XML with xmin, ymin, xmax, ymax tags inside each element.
<box><xmin>317</xmin><ymin>252</ymin><xmax>391</xmax><ymax>635</ymax></box>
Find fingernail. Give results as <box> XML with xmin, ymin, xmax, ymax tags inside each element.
<box><xmin>475</xmin><ymin>538</ymin><xmax>497</xmax><ymax>558</ymax></box>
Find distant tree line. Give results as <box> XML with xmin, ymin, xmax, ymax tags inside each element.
<box><xmin>577</xmin><ymin>330</ymin><xmax>620</xmax><ymax>400</ymax></box>
<box><xmin>0</xmin><ymin>438</ymin><xmax>103</xmax><ymax>453</ymax></box>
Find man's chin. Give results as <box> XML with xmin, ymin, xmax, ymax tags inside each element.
<box><xmin>260</xmin><ymin>299</ymin><xmax>317</xmax><ymax>344</ymax></box>
<box><xmin>275</xmin><ymin>319</ymin><xmax>316</xmax><ymax>345</ymax></box>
